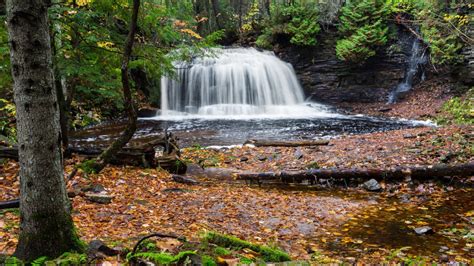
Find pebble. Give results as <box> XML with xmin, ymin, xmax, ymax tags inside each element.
<box><xmin>414</xmin><ymin>226</ymin><xmax>433</xmax><ymax>235</ymax></box>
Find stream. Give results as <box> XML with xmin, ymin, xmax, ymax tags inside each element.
<box><xmin>68</xmin><ymin>48</ymin><xmax>472</xmax><ymax>262</ymax></box>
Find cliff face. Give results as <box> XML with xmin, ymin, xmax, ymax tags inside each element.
<box><xmin>275</xmin><ymin>28</ymin><xmax>418</xmax><ymax>103</ymax></box>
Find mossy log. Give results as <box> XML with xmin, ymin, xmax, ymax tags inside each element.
<box><xmin>244</xmin><ymin>139</ymin><xmax>329</xmax><ymax>147</ymax></box>
<box><xmin>237</xmin><ymin>162</ymin><xmax>474</xmax><ymax>183</ymax></box>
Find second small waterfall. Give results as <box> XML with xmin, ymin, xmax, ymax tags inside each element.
<box><xmin>388</xmin><ymin>36</ymin><xmax>428</xmax><ymax>103</ymax></box>
<box><xmin>160</xmin><ymin>48</ymin><xmax>332</xmax><ymax>118</ymax></box>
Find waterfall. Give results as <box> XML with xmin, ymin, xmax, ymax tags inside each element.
<box><xmin>160</xmin><ymin>48</ymin><xmax>333</xmax><ymax>118</ymax></box>
<box><xmin>388</xmin><ymin>37</ymin><xmax>428</xmax><ymax>103</ymax></box>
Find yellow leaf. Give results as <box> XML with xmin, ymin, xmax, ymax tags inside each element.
<box><xmin>180</xmin><ymin>29</ymin><xmax>202</xmax><ymax>39</ymax></box>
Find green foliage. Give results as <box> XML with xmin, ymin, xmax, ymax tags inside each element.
<box><xmin>201</xmin><ymin>255</ymin><xmax>217</xmax><ymax>266</ymax></box>
<box><xmin>436</xmin><ymin>89</ymin><xmax>474</xmax><ymax>125</ymax></box>
<box><xmin>203</xmin><ymin>231</ymin><xmax>291</xmax><ymax>262</ymax></box>
<box><xmin>388</xmin><ymin>0</ymin><xmax>470</xmax><ymax>66</ymax></box>
<box><xmin>0</xmin><ymin>98</ymin><xmax>16</xmax><ymax>143</ymax></box>
<box><xmin>2</xmin><ymin>252</ymin><xmax>87</xmax><ymax>266</ymax></box>
<box><xmin>306</xmin><ymin>161</ymin><xmax>320</xmax><ymax>169</ymax></box>
<box><xmin>77</xmin><ymin>159</ymin><xmax>99</xmax><ymax>175</ymax></box>
<box><xmin>45</xmin><ymin>252</ymin><xmax>87</xmax><ymax>265</ymax></box>
<box><xmin>127</xmin><ymin>251</ymin><xmax>196</xmax><ymax>265</ymax></box>
<box><xmin>213</xmin><ymin>246</ymin><xmax>231</xmax><ymax>256</ymax></box>
<box><xmin>2</xmin><ymin>256</ymin><xmax>23</xmax><ymax>265</ymax></box>
<box><xmin>336</xmin><ymin>0</ymin><xmax>389</xmax><ymax>63</ymax></box>
<box><xmin>31</xmin><ymin>256</ymin><xmax>49</xmax><ymax>266</ymax></box>
<box><xmin>256</xmin><ymin>3</ymin><xmax>320</xmax><ymax>48</ymax></box>
<box><xmin>0</xmin><ymin>17</ymin><xmax>12</xmax><ymax>96</ymax></box>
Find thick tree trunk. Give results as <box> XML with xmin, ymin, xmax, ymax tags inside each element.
<box><xmin>6</xmin><ymin>0</ymin><xmax>83</xmax><ymax>261</ymax></box>
<box><xmin>237</xmin><ymin>163</ymin><xmax>474</xmax><ymax>183</ymax></box>
<box><xmin>93</xmin><ymin>0</ymin><xmax>140</xmax><ymax>173</ymax></box>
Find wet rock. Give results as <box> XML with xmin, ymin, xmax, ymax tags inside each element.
<box><xmin>86</xmin><ymin>193</ymin><xmax>114</xmax><ymax>204</ymax></box>
<box><xmin>81</xmin><ymin>183</ymin><xmax>105</xmax><ymax>193</ymax></box>
<box><xmin>440</xmin><ymin>254</ymin><xmax>449</xmax><ymax>263</ymax></box>
<box><xmin>378</xmin><ymin>107</ymin><xmax>392</xmax><ymax>112</ymax></box>
<box><xmin>403</xmin><ymin>134</ymin><xmax>416</xmax><ymax>139</ymax></box>
<box><xmin>162</xmin><ymin>188</ymin><xmax>188</xmax><ymax>193</ymax></box>
<box><xmin>137</xmin><ymin>108</ymin><xmax>158</xmax><ymax>118</ymax></box>
<box><xmin>439</xmin><ymin>246</ymin><xmax>449</xmax><ymax>252</ymax></box>
<box><xmin>257</xmin><ymin>155</ymin><xmax>267</xmax><ymax>161</ymax></box>
<box><xmin>294</xmin><ymin>148</ymin><xmax>304</xmax><ymax>160</ymax></box>
<box><xmin>88</xmin><ymin>240</ymin><xmax>121</xmax><ymax>257</ymax></box>
<box><xmin>240</xmin><ymin>156</ymin><xmax>249</xmax><ymax>162</ymax></box>
<box><xmin>172</xmin><ymin>174</ymin><xmax>199</xmax><ymax>185</ymax></box>
<box><xmin>363</xmin><ymin>179</ymin><xmax>382</xmax><ymax>192</ymax></box>
<box><xmin>414</xmin><ymin>226</ymin><xmax>433</xmax><ymax>235</ymax></box>
<box><xmin>400</xmin><ymin>194</ymin><xmax>411</xmax><ymax>203</ymax></box>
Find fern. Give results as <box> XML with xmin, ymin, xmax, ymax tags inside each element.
<box><xmin>336</xmin><ymin>0</ymin><xmax>389</xmax><ymax>63</ymax></box>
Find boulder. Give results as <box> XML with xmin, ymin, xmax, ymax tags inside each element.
<box><xmin>85</xmin><ymin>193</ymin><xmax>114</xmax><ymax>204</ymax></box>
<box><xmin>363</xmin><ymin>179</ymin><xmax>382</xmax><ymax>192</ymax></box>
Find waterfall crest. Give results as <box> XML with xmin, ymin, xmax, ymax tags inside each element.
<box><xmin>160</xmin><ymin>48</ymin><xmax>333</xmax><ymax>118</ymax></box>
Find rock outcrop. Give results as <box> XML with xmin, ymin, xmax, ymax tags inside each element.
<box><xmin>275</xmin><ymin>27</ymin><xmax>419</xmax><ymax>103</ymax></box>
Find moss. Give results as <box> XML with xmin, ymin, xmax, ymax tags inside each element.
<box><xmin>127</xmin><ymin>251</ymin><xmax>197</xmax><ymax>265</ymax></box>
<box><xmin>0</xmin><ymin>208</ymin><xmax>20</xmax><ymax>217</ymax></box>
<box><xmin>306</xmin><ymin>161</ymin><xmax>320</xmax><ymax>169</ymax></box>
<box><xmin>15</xmin><ymin>212</ymin><xmax>86</xmax><ymax>261</ymax></box>
<box><xmin>213</xmin><ymin>246</ymin><xmax>231</xmax><ymax>256</ymax></box>
<box><xmin>77</xmin><ymin>159</ymin><xmax>99</xmax><ymax>175</ymax></box>
<box><xmin>436</xmin><ymin>89</ymin><xmax>474</xmax><ymax>125</ymax></box>
<box><xmin>201</xmin><ymin>255</ymin><xmax>217</xmax><ymax>266</ymax></box>
<box><xmin>202</xmin><ymin>232</ymin><xmax>291</xmax><ymax>262</ymax></box>
<box><xmin>239</xmin><ymin>256</ymin><xmax>254</xmax><ymax>265</ymax></box>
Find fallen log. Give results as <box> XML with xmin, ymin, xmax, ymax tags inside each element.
<box><xmin>0</xmin><ymin>146</ymin><xmax>18</xmax><ymax>160</ymax></box>
<box><xmin>68</xmin><ymin>146</ymin><xmax>156</xmax><ymax>168</ymax></box>
<box><xmin>0</xmin><ymin>134</ymin><xmax>184</xmax><ymax>171</ymax></box>
<box><xmin>244</xmin><ymin>139</ymin><xmax>329</xmax><ymax>147</ymax></box>
<box><xmin>237</xmin><ymin>162</ymin><xmax>474</xmax><ymax>183</ymax></box>
<box><xmin>0</xmin><ymin>199</ymin><xmax>19</xmax><ymax>209</ymax></box>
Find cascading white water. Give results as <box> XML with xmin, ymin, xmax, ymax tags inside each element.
<box><xmin>388</xmin><ymin>37</ymin><xmax>428</xmax><ymax>103</ymax></box>
<box><xmin>160</xmin><ymin>48</ymin><xmax>334</xmax><ymax>119</ymax></box>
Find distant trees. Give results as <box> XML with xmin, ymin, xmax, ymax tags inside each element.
<box><xmin>336</xmin><ymin>0</ymin><xmax>389</xmax><ymax>63</ymax></box>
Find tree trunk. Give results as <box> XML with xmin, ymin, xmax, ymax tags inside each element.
<box><xmin>52</xmin><ymin>0</ymin><xmax>71</xmax><ymax>153</ymax></box>
<box><xmin>211</xmin><ymin>0</ymin><xmax>222</xmax><ymax>29</ymax></box>
<box><xmin>6</xmin><ymin>0</ymin><xmax>84</xmax><ymax>261</ymax></box>
<box><xmin>92</xmin><ymin>0</ymin><xmax>140</xmax><ymax>173</ymax></box>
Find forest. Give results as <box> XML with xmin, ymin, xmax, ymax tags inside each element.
<box><xmin>0</xmin><ymin>0</ymin><xmax>473</xmax><ymax>264</ymax></box>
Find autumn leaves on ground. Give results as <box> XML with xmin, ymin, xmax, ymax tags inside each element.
<box><xmin>1</xmin><ymin>120</ymin><xmax>473</xmax><ymax>264</ymax></box>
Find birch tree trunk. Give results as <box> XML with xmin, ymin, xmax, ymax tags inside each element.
<box><xmin>6</xmin><ymin>0</ymin><xmax>83</xmax><ymax>261</ymax></box>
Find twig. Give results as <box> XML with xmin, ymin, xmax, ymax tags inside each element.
<box><xmin>130</xmin><ymin>233</ymin><xmax>186</xmax><ymax>258</ymax></box>
<box><xmin>67</xmin><ymin>167</ymin><xmax>79</xmax><ymax>181</ymax></box>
